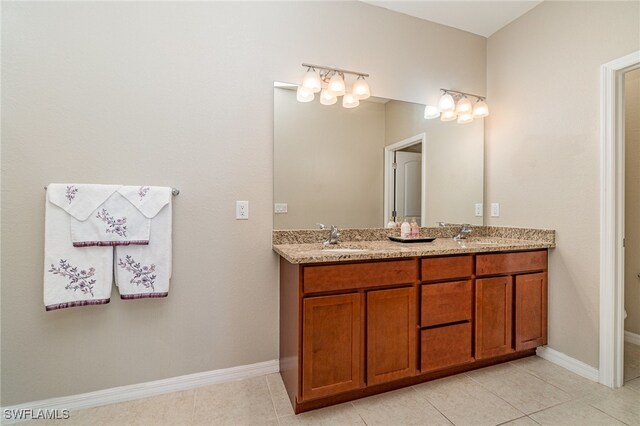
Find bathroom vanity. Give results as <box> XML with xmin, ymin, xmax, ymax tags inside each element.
<box><xmin>273</xmin><ymin>230</ymin><xmax>553</xmax><ymax>413</ymax></box>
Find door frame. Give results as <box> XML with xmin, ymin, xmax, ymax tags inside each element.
<box><xmin>599</xmin><ymin>50</ymin><xmax>640</xmax><ymax>388</ymax></box>
<box><xmin>384</xmin><ymin>133</ymin><xmax>427</xmax><ymax>225</ymax></box>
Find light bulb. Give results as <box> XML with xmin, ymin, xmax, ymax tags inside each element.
<box><xmin>438</xmin><ymin>93</ymin><xmax>455</xmax><ymax>112</ymax></box>
<box><xmin>328</xmin><ymin>72</ymin><xmax>346</xmax><ymax>96</ymax></box>
<box><xmin>472</xmin><ymin>100</ymin><xmax>489</xmax><ymax>118</ymax></box>
<box><xmin>320</xmin><ymin>89</ymin><xmax>337</xmax><ymax>106</ymax></box>
<box><xmin>457</xmin><ymin>112</ymin><xmax>473</xmax><ymax>124</ymax></box>
<box><xmin>296</xmin><ymin>86</ymin><xmax>314</xmax><ymax>103</ymax></box>
<box><xmin>352</xmin><ymin>76</ymin><xmax>370</xmax><ymax>100</ymax></box>
<box><xmin>424</xmin><ymin>105</ymin><xmax>440</xmax><ymax>119</ymax></box>
<box><xmin>342</xmin><ymin>92</ymin><xmax>359</xmax><ymax>108</ymax></box>
<box><xmin>440</xmin><ymin>110</ymin><xmax>457</xmax><ymax>122</ymax></box>
<box><xmin>456</xmin><ymin>97</ymin><xmax>472</xmax><ymax>114</ymax></box>
<box><xmin>302</xmin><ymin>68</ymin><xmax>322</xmax><ymax>93</ymax></box>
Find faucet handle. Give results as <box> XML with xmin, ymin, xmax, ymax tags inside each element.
<box><xmin>317</xmin><ymin>223</ymin><xmax>326</xmax><ymax>230</ymax></box>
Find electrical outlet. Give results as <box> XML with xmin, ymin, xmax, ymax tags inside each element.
<box><xmin>475</xmin><ymin>203</ymin><xmax>483</xmax><ymax>217</ymax></box>
<box><xmin>274</xmin><ymin>203</ymin><xmax>288</xmax><ymax>214</ymax></box>
<box><xmin>491</xmin><ymin>203</ymin><xmax>500</xmax><ymax>217</ymax></box>
<box><xmin>236</xmin><ymin>201</ymin><xmax>249</xmax><ymax>220</ymax></box>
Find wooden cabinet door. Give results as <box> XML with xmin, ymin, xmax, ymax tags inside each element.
<box><xmin>302</xmin><ymin>293</ymin><xmax>361</xmax><ymax>401</ymax></box>
<box><xmin>515</xmin><ymin>272</ymin><xmax>547</xmax><ymax>351</ymax></box>
<box><xmin>476</xmin><ymin>276</ymin><xmax>513</xmax><ymax>359</ymax></box>
<box><xmin>367</xmin><ymin>287</ymin><xmax>416</xmax><ymax>385</ymax></box>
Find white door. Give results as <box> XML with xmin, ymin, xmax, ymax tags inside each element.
<box><xmin>394</xmin><ymin>151</ymin><xmax>422</xmax><ymax>225</ymax></box>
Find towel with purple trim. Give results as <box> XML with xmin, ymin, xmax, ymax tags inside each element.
<box><xmin>44</xmin><ymin>184</ymin><xmax>173</xmax><ymax>310</ymax></box>
<box><xmin>47</xmin><ymin>184</ymin><xmax>164</xmax><ymax>247</ymax></box>
<box><xmin>44</xmin><ymin>185</ymin><xmax>115</xmax><ymax>311</ymax></box>
<box><xmin>115</xmin><ymin>187</ymin><xmax>173</xmax><ymax>299</ymax></box>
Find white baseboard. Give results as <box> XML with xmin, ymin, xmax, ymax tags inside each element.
<box><xmin>625</xmin><ymin>330</ymin><xmax>640</xmax><ymax>345</ymax></box>
<box><xmin>536</xmin><ymin>346</ymin><xmax>599</xmax><ymax>382</ymax></box>
<box><xmin>1</xmin><ymin>359</ymin><xmax>279</xmax><ymax>424</ymax></box>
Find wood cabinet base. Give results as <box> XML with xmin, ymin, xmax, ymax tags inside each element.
<box><xmin>290</xmin><ymin>349</ymin><xmax>536</xmax><ymax>414</ymax></box>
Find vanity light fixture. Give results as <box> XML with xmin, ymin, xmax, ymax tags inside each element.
<box><xmin>425</xmin><ymin>89</ymin><xmax>490</xmax><ymax>123</ymax></box>
<box><xmin>302</xmin><ymin>67</ymin><xmax>322</xmax><ymax>93</ymax></box>
<box><xmin>342</xmin><ymin>92</ymin><xmax>359</xmax><ymax>108</ymax></box>
<box><xmin>296</xmin><ymin>86</ymin><xmax>315</xmax><ymax>103</ymax></box>
<box><xmin>320</xmin><ymin>88</ymin><xmax>337</xmax><ymax>105</ymax></box>
<box><xmin>424</xmin><ymin>105</ymin><xmax>440</xmax><ymax>119</ymax></box>
<box><xmin>298</xmin><ymin>63</ymin><xmax>370</xmax><ymax>108</ymax></box>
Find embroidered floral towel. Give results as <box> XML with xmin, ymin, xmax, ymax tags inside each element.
<box><xmin>115</xmin><ymin>187</ymin><xmax>173</xmax><ymax>299</ymax></box>
<box><xmin>69</xmin><ymin>192</ymin><xmax>153</xmax><ymax>247</ymax></box>
<box><xmin>46</xmin><ymin>184</ymin><xmax>159</xmax><ymax>247</ymax></box>
<box><xmin>44</xmin><ymin>187</ymin><xmax>113</xmax><ymax>311</ymax></box>
<box><xmin>44</xmin><ymin>184</ymin><xmax>173</xmax><ymax>309</ymax></box>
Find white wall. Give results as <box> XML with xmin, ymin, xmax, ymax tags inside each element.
<box><xmin>0</xmin><ymin>1</ymin><xmax>486</xmax><ymax>405</ymax></box>
<box><xmin>486</xmin><ymin>1</ymin><xmax>640</xmax><ymax>367</ymax></box>
<box><xmin>625</xmin><ymin>68</ymin><xmax>640</xmax><ymax>336</ymax></box>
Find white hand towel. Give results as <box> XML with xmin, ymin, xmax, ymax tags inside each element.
<box><xmin>114</xmin><ymin>187</ymin><xmax>172</xmax><ymax>299</ymax></box>
<box><xmin>44</xmin><ymin>186</ymin><xmax>114</xmax><ymax>311</ymax></box>
<box><xmin>70</xmin><ymin>192</ymin><xmax>151</xmax><ymax>247</ymax></box>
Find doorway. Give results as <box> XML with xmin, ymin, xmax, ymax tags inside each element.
<box><xmin>384</xmin><ymin>133</ymin><xmax>426</xmax><ymax>226</ymax></box>
<box><xmin>623</xmin><ymin>68</ymin><xmax>640</xmax><ymax>384</ymax></box>
<box><xmin>599</xmin><ymin>50</ymin><xmax>640</xmax><ymax>388</ymax></box>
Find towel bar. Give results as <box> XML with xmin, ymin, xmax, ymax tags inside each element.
<box><xmin>44</xmin><ymin>186</ymin><xmax>180</xmax><ymax>196</ymax></box>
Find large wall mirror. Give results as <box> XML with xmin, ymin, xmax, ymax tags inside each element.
<box><xmin>273</xmin><ymin>83</ymin><xmax>484</xmax><ymax>230</ymax></box>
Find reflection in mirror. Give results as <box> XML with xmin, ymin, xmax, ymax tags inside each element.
<box><xmin>274</xmin><ymin>84</ymin><xmax>484</xmax><ymax>230</ymax></box>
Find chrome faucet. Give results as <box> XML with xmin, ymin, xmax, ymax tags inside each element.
<box><xmin>453</xmin><ymin>224</ymin><xmax>472</xmax><ymax>240</ymax></box>
<box><xmin>324</xmin><ymin>225</ymin><xmax>340</xmax><ymax>245</ymax></box>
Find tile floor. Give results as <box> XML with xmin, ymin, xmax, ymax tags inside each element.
<box><xmin>23</xmin><ymin>354</ymin><xmax>640</xmax><ymax>426</ymax></box>
<box><xmin>624</xmin><ymin>341</ymin><xmax>640</xmax><ymax>383</ymax></box>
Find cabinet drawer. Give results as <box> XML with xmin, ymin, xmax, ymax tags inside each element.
<box><xmin>421</xmin><ymin>255</ymin><xmax>473</xmax><ymax>282</ymax></box>
<box><xmin>421</xmin><ymin>323</ymin><xmax>474</xmax><ymax>372</ymax></box>
<box><xmin>476</xmin><ymin>250</ymin><xmax>547</xmax><ymax>276</ymax></box>
<box><xmin>303</xmin><ymin>260</ymin><xmax>416</xmax><ymax>294</ymax></box>
<box><xmin>421</xmin><ymin>280</ymin><xmax>473</xmax><ymax>327</ymax></box>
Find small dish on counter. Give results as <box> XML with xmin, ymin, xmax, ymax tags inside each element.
<box><xmin>388</xmin><ymin>236</ymin><xmax>436</xmax><ymax>243</ymax></box>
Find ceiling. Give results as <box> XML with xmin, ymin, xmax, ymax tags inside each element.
<box><xmin>363</xmin><ymin>1</ymin><xmax>543</xmax><ymax>37</ymax></box>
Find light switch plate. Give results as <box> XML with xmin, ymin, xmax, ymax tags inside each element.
<box><xmin>491</xmin><ymin>203</ymin><xmax>500</xmax><ymax>217</ymax></box>
<box><xmin>274</xmin><ymin>203</ymin><xmax>288</xmax><ymax>214</ymax></box>
<box><xmin>236</xmin><ymin>201</ymin><xmax>249</xmax><ymax>220</ymax></box>
<box><xmin>475</xmin><ymin>203</ymin><xmax>483</xmax><ymax>217</ymax></box>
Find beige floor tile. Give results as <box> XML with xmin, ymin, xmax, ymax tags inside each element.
<box><xmin>352</xmin><ymin>387</ymin><xmax>452</xmax><ymax>426</ymax></box>
<box><xmin>193</xmin><ymin>376</ymin><xmax>277</xmax><ymax>425</ymax></box>
<box><xmin>624</xmin><ymin>341</ymin><xmax>640</xmax><ymax>382</ymax></box>
<box><xmin>90</xmin><ymin>390</ymin><xmax>195</xmax><ymax>426</ymax></box>
<box><xmin>509</xmin><ymin>356</ymin><xmax>605</xmax><ymax>398</ymax></box>
<box><xmin>625</xmin><ymin>377</ymin><xmax>640</xmax><ymax>391</ymax></box>
<box><xmin>466</xmin><ymin>363</ymin><xmax>572</xmax><ymax>414</ymax></box>
<box><xmin>15</xmin><ymin>408</ymin><xmax>101</xmax><ymax>426</ymax></box>
<box><xmin>413</xmin><ymin>375</ymin><xmax>523</xmax><ymax>426</ymax></box>
<box><xmin>497</xmin><ymin>416</ymin><xmax>539</xmax><ymax>426</ymax></box>
<box><xmin>529</xmin><ymin>399</ymin><xmax>624</xmax><ymax>426</ymax></box>
<box><xmin>278</xmin><ymin>402</ymin><xmax>365</xmax><ymax>425</ymax></box>
<box><xmin>588</xmin><ymin>385</ymin><xmax>640</xmax><ymax>425</ymax></box>
<box><xmin>266</xmin><ymin>373</ymin><xmax>295</xmax><ymax>418</ymax></box>
<box><xmin>62</xmin><ymin>407</ymin><xmax>107</xmax><ymax>426</ymax></box>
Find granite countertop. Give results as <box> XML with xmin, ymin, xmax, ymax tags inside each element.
<box><xmin>273</xmin><ymin>237</ymin><xmax>555</xmax><ymax>264</ymax></box>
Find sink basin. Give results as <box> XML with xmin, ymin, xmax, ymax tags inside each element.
<box><xmin>322</xmin><ymin>248</ymin><xmax>368</xmax><ymax>253</ymax></box>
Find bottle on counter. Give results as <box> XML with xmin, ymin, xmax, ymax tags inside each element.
<box><xmin>386</xmin><ymin>219</ymin><xmax>397</xmax><ymax>228</ymax></box>
<box><xmin>410</xmin><ymin>218</ymin><xmax>420</xmax><ymax>238</ymax></box>
<box><xmin>400</xmin><ymin>217</ymin><xmax>411</xmax><ymax>238</ymax></box>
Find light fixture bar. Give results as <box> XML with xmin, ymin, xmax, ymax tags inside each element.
<box><xmin>302</xmin><ymin>63</ymin><xmax>369</xmax><ymax>78</ymax></box>
<box><xmin>441</xmin><ymin>88</ymin><xmax>486</xmax><ymax>101</ymax></box>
